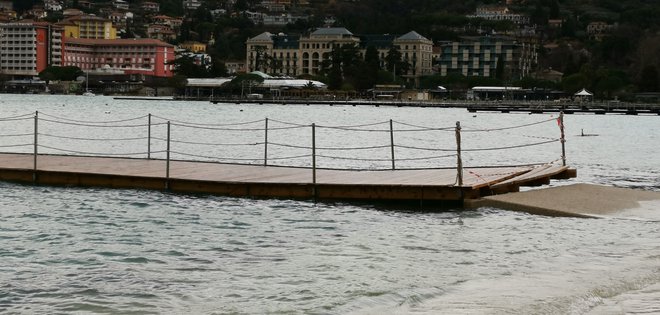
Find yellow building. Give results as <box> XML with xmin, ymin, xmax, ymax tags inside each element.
<box><xmin>180</xmin><ymin>41</ymin><xmax>207</xmax><ymax>53</ymax></box>
<box><xmin>56</xmin><ymin>14</ymin><xmax>116</xmax><ymax>39</ymax></box>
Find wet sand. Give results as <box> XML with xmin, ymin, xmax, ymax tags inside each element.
<box><xmin>466</xmin><ymin>184</ymin><xmax>660</xmax><ymax>218</ymax></box>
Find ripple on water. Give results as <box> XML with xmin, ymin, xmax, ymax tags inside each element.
<box><xmin>120</xmin><ymin>257</ymin><xmax>151</xmax><ymax>264</ymax></box>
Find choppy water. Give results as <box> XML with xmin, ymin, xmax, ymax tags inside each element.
<box><xmin>0</xmin><ymin>94</ymin><xmax>659</xmax><ymax>314</ymax></box>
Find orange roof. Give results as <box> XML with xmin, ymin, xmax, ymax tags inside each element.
<box><xmin>66</xmin><ymin>37</ymin><xmax>174</xmax><ymax>47</ymax></box>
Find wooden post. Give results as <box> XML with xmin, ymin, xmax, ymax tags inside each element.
<box><xmin>390</xmin><ymin>119</ymin><xmax>395</xmax><ymax>170</ymax></box>
<box><xmin>559</xmin><ymin>111</ymin><xmax>566</xmax><ymax>166</ymax></box>
<box><xmin>166</xmin><ymin>121</ymin><xmax>170</xmax><ymax>190</ymax></box>
<box><xmin>264</xmin><ymin>118</ymin><xmax>268</xmax><ymax>166</ymax></box>
<box><xmin>312</xmin><ymin>123</ymin><xmax>316</xmax><ymax>185</ymax></box>
<box><xmin>147</xmin><ymin>113</ymin><xmax>152</xmax><ymax>159</ymax></box>
<box><xmin>455</xmin><ymin>121</ymin><xmax>463</xmax><ymax>186</ymax></box>
<box><xmin>33</xmin><ymin>111</ymin><xmax>38</xmax><ymax>182</ymax></box>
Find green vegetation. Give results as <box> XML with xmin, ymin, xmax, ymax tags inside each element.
<box><xmin>93</xmin><ymin>0</ymin><xmax>659</xmax><ymax>98</ymax></box>
<box><xmin>38</xmin><ymin>66</ymin><xmax>84</xmax><ymax>82</ymax></box>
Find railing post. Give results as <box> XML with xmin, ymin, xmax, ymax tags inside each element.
<box><xmin>390</xmin><ymin>119</ymin><xmax>395</xmax><ymax>170</ymax></box>
<box><xmin>166</xmin><ymin>121</ymin><xmax>170</xmax><ymax>190</ymax></box>
<box><xmin>33</xmin><ymin>111</ymin><xmax>38</xmax><ymax>182</ymax></box>
<box><xmin>559</xmin><ymin>111</ymin><xmax>566</xmax><ymax>166</ymax></box>
<box><xmin>455</xmin><ymin>121</ymin><xmax>463</xmax><ymax>186</ymax></box>
<box><xmin>147</xmin><ymin>113</ymin><xmax>152</xmax><ymax>159</ymax></box>
<box><xmin>312</xmin><ymin>123</ymin><xmax>316</xmax><ymax>186</ymax></box>
<box><xmin>264</xmin><ymin>118</ymin><xmax>268</xmax><ymax>166</ymax></box>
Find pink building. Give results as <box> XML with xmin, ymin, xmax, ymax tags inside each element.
<box><xmin>63</xmin><ymin>38</ymin><xmax>175</xmax><ymax>77</ymax></box>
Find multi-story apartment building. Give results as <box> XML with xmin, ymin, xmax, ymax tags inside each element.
<box><xmin>246</xmin><ymin>27</ymin><xmax>433</xmax><ymax>82</ymax></box>
<box><xmin>436</xmin><ymin>36</ymin><xmax>537</xmax><ymax>79</ymax></box>
<box><xmin>0</xmin><ymin>22</ymin><xmax>63</xmax><ymax>77</ymax></box>
<box><xmin>56</xmin><ymin>14</ymin><xmax>117</xmax><ymax>39</ymax></box>
<box><xmin>63</xmin><ymin>38</ymin><xmax>175</xmax><ymax>77</ymax></box>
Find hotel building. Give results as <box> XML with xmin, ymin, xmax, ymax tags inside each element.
<box><xmin>0</xmin><ymin>22</ymin><xmax>63</xmax><ymax>77</ymax></box>
<box><xmin>63</xmin><ymin>38</ymin><xmax>175</xmax><ymax>77</ymax></box>
<box><xmin>246</xmin><ymin>28</ymin><xmax>433</xmax><ymax>82</ymax></box>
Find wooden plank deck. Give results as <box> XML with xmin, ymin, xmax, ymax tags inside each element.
<box><xmin>0</xmin><ymin>153</ymin><xmax>576</xmax><ymax>203</ymax></box>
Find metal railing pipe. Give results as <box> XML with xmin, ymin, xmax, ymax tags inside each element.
<box><xmin>455</xmin><ymin>121</ymin><xmax>463</xmax><ymax>186</ymax></box>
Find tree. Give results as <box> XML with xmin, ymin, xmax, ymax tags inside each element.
<box><xmin>561</xmin><ymin>73</ymin><xmax>589</xmax><ymax>94</ymax></box>
<box><xmin>495</xmin><ymin>55</ymin><xmax>504</xmax><ymax>80</ymax></box>
<box><xmin>12</xmin><ymin>0</ymin><xmax>38</xmax><ymax>13</ymax></box>
<box><xmin>639</xmin><ymin>65</ymin><xmax>659</xmax><ymax>92</ymax></box>
<box><xmin>168</xmin><ymin>74</ymin><xmax>188</xmax><ymax>90</ymax></box>
<box><xmin>38</xmin><ymin>66</ymin><xmax>83</xmax><ymax>82</ymax></box>
<box><xmin>170</xmin><ymin>56</ymin><xmax>210</xmax><ymax>78</ymax></box>
<box><xmin>385</xmin><ymin>46</ymin><xmax>409</xmax><ymax>79</ymax></box>
<box><xmin>326</xmin><ymin>47</ymin><xmax>343</xmax><ymax>90</ymax></box>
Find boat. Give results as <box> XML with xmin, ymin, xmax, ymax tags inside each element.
<box><xmin>83</xmin><ymin>72</ymin><xmax>95</xmax><ymax>96</ymax></box>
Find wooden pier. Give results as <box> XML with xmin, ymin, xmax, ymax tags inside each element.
<box><xmin>0</xmin><ymin>153</ymin><xmax>575</xmax><ymax>203</ymax></box>
<box><xmin>0</xmin><ymin>111</ymin><xmax>577</xmax><ymax>205</ymax></box>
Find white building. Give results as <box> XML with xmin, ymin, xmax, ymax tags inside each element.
<box><xmin>44</xmin><ymin>0</ymin><xmax>63</xmax><ymax>11</ymax></box>
<box><xmin>112</xmin><ymin>0</ymin><xmax>129</xmax><ymax>10</ymax></box>
<box><xmin>184</xmin><ymin>0</ymin><xmax>202</xmax><ymax>11</ymax></box>
<box><xmin>468</xmin><ymin>5</ymin><xmax>530</xmax><ymax>25</ymax></box>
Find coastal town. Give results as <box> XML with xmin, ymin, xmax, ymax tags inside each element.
<box><xmin>0</xmin><ymin>0</ymin><xmax>658</xmax><ymax>103</ymax></box>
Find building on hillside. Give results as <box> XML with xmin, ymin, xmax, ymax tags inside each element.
<box><xmin>263</xmin><ymin>13</ymin><xmax>307</xmax><ymax>26</ymax></box>
<box><xmin>56</xmin><ymin>14</ymin><xmax>117</xmax><ymax>39</ymax></box>
<box><xmin>586</xmin><ymin>21</ymin><xmax>616</xmax><ymax>40</ymax></box>
<box><xmin>108</xmin><ymin>11</ymin><xmax>132</xmax><ymax>30</ymax></box>
<box><xmin>467</xmin><ymin>5</ymin><xmax>530</xmax><ymax>25</ymax></box>
<box><xmin>77</xmin><ymin>1</ymin><xmax>94</xmax><ymax>9</ymax></box>
<box><xmin>152</xmin><ymin>15</ymin><xmax>182</xmax><ymax>29</ymax></box>
<box><xmin>547</xmin><ymin>19</ymin><xmax>563</xmax><ymax>29</ymax></box>
<box><xmin>178</xmin><ymin>50</ymin><xmax>212</xmax><ymax>69</ymax></box>
<box><xmin>141</xmin><ymin>1</ymin><xmax>160</xmax><ymax>12</ymax></box>
<box><xmin>62</xmin><ymin>8</ymin><xmax>83</xmax><ymax>17</ymax></box>
<box><xmin>113</xmin><ymin>0</ymin><xmax>129</xmax><ymax>10</ymax></box>
<box><xmin>0</xmin><ymin>0</ymin><xmax>11</xmax><ymax>10</ymax></box>
<box><xmin>0</xmin><ymin>22</ymin><xmax>63</xmax><ymax>78</ymax></box>
<box><xmin>246</xmin><ymin>27</ymin><xmax>434</xmax><ymax>84</ymax></box>
<box><xmin>0</xmin><ymin>8</ymin><xmax>16</xmax><ymax>22</ymax></box>
<box><xmin>44</xmin><ymin>0</ymin><xmax>63</xmax><ymax>11</ymax></box>
<box><xmin>435</xmin><ymin>36</ymin><xmax>537</xmax><ymax>79</ymax></box>
<box><xmin>26</xmin><ymin>6</ymin><xmax>48</xmax><ymax>20</ymax></box>
<box><xmin>243</xmin><ymin>11</ymin><xmax>264</xmax><ymax>25</ymax></box>
<box><xmin>184</xmin><ymin>0</ymin><xmax>202</xmax><ymax>11</ymax></box>
<box><xmin>63</xmin><ymin>38</ymin><xmax>175</xmax><ymax>77</ymax></box>
<box><xmin>180</xmin><ymin>41</ymin><xmax>206</xmax><ymax>53</ymax></box>
<box><xmin>147</xmin><ymin>24</ymin><xmax>176</xmax><ymax>41</ymax></box>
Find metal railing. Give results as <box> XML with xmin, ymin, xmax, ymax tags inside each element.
<box><xmin>0</xmin><ymin>111</ymin><xmax>567</xmax><ymax>187</ymax></box>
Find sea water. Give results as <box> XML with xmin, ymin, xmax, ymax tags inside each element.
<box><xmin>0</xmin><ymin>94</ymin><xmax>659</xmax><ymax>314</ymax></box>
